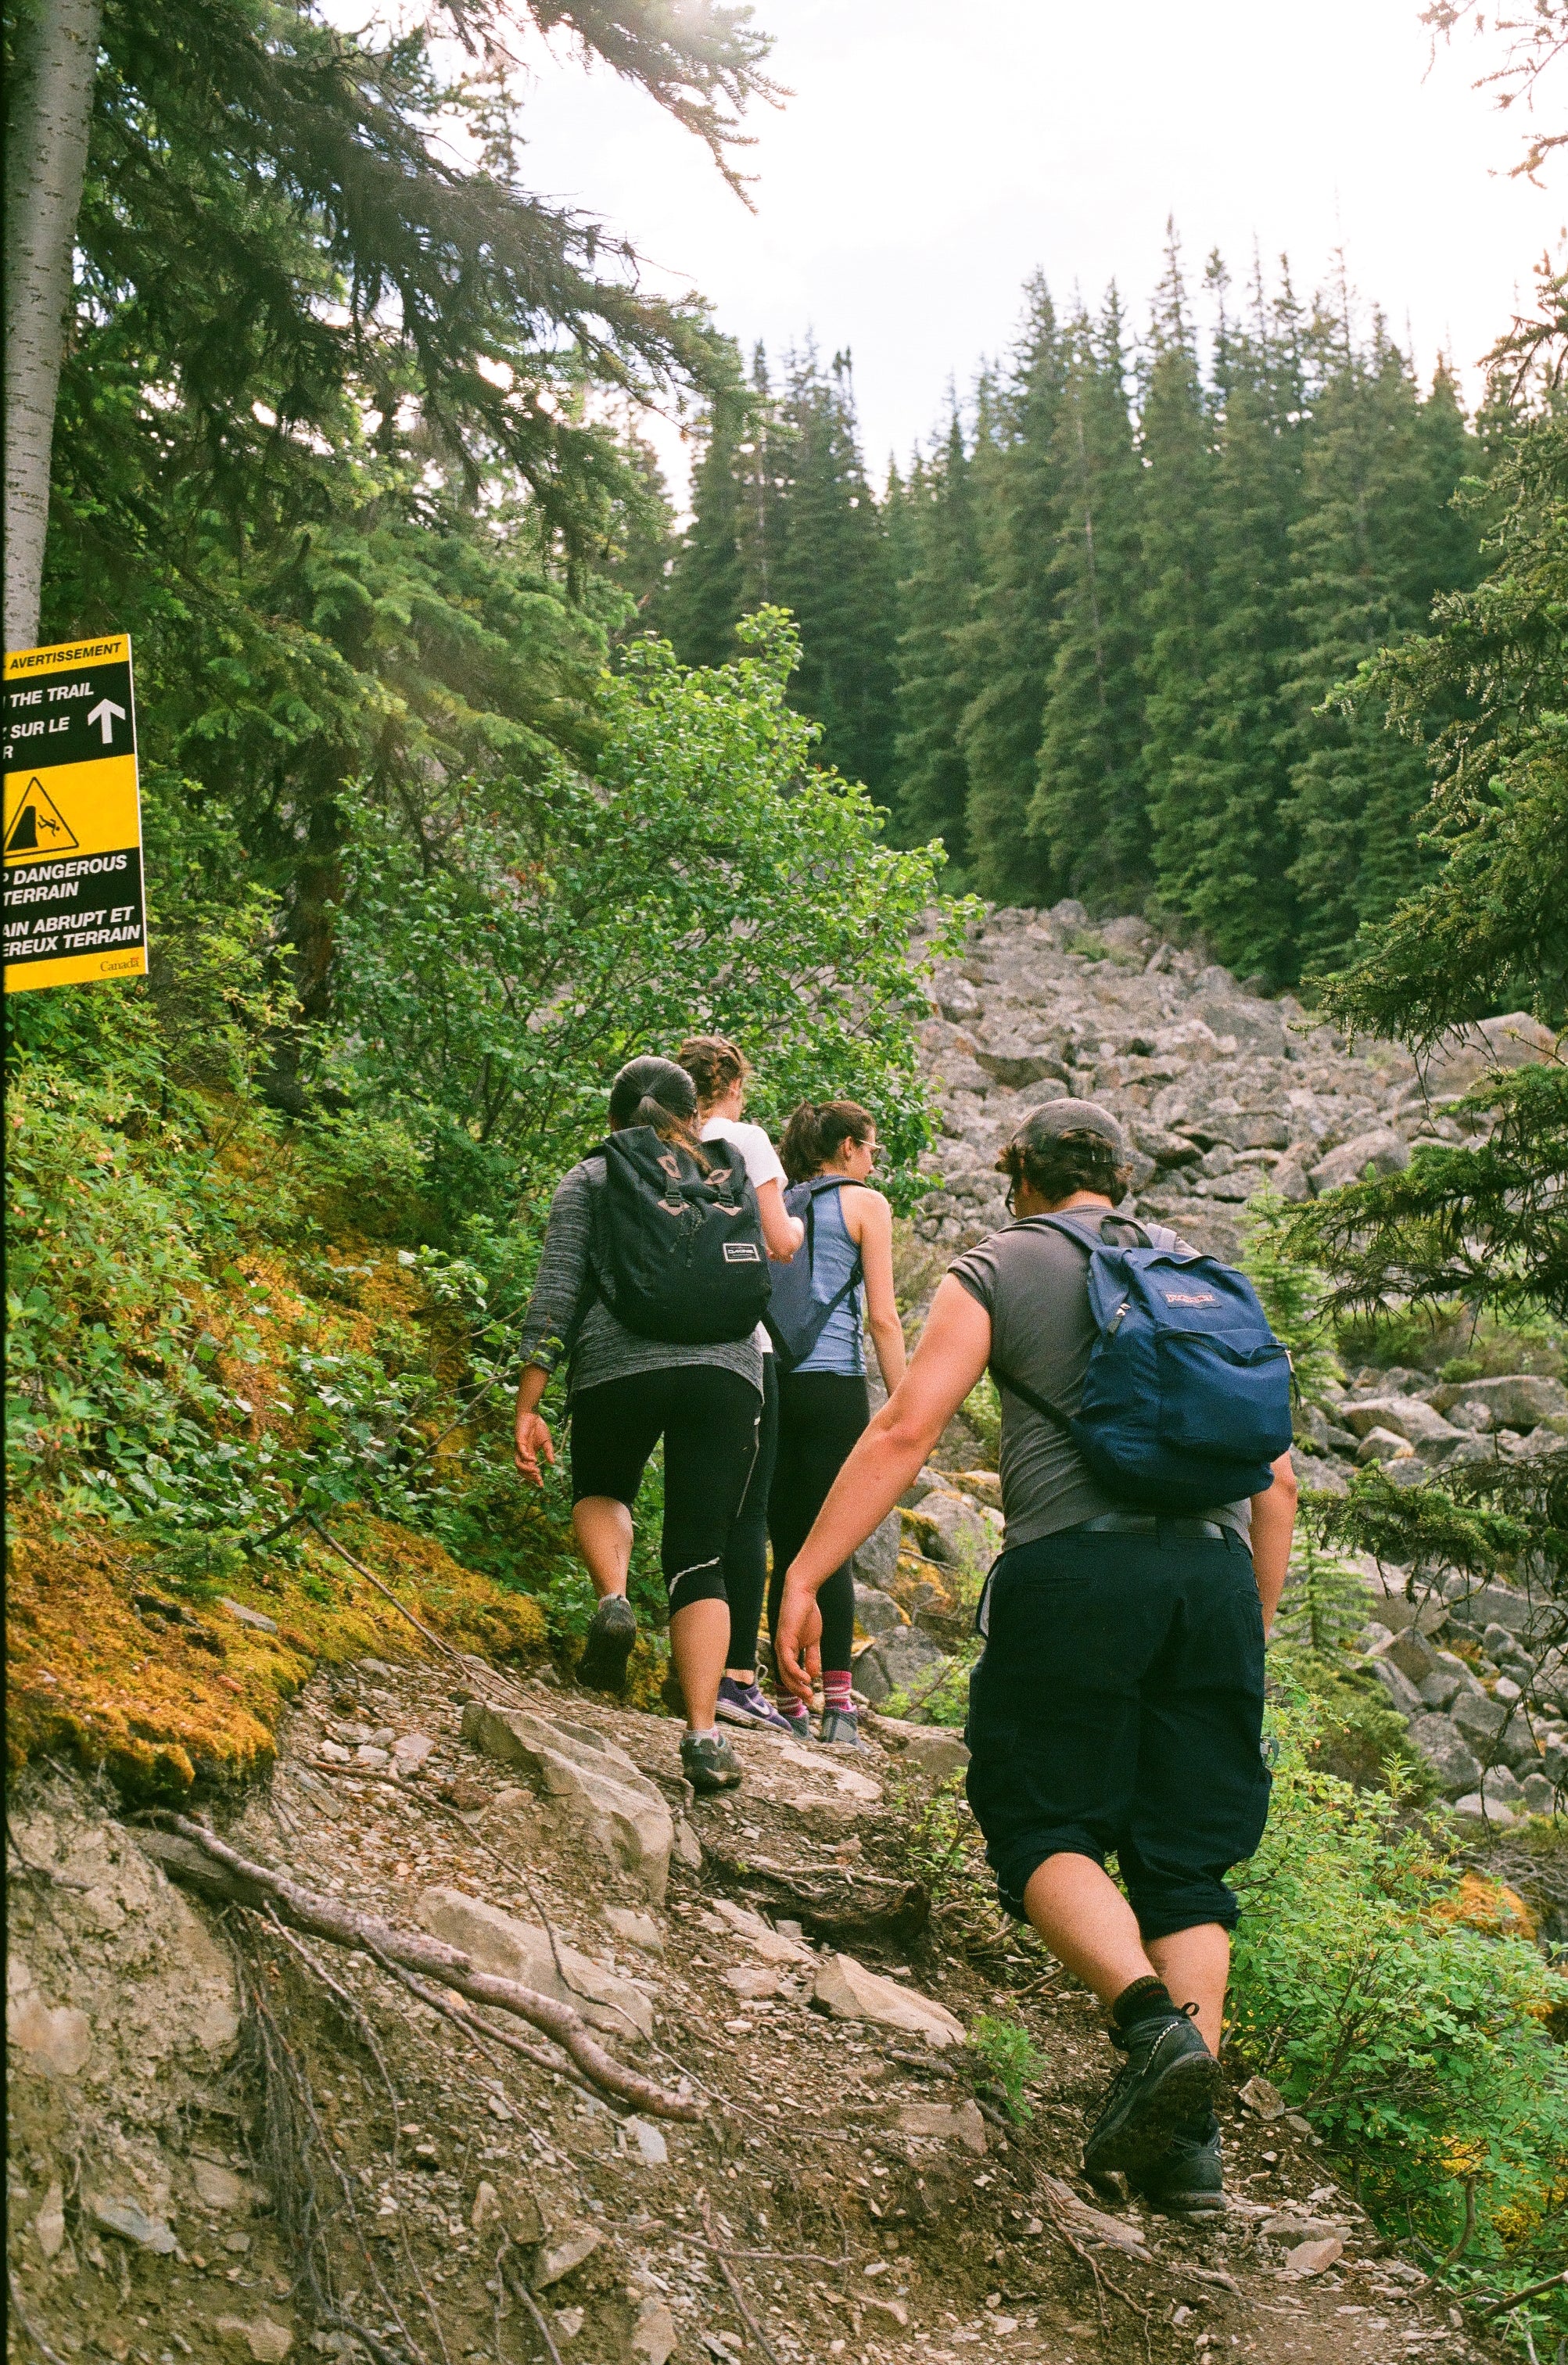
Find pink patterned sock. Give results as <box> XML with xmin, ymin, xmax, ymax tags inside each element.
<box><xmin>822</xmin><ymin>1670</ymin><xmax>853</xmax><ymax>1714</ymax></box>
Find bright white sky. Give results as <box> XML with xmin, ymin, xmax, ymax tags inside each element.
<box><xmin>507</xmin><ymin>0</ymin><xmax>1560</xmax><ymax>493</ymax></box>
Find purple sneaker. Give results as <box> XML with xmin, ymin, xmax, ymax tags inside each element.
<box><xmin>716</xmin><ymin>1677</ymin><xmax>799</xmax><ymax>1735</ymax></box>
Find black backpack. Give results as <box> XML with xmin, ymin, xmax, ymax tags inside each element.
<box><xmin>762</xmin><ymin>1176</ymin><xmax>863</xmax><ymax>1370</ymax></box>
<box><xmin>591</xmin><ymin>1127</ymin><xmax>773</xmax><ymax>1346</ymax></box>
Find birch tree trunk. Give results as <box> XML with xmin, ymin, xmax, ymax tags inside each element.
<box><xmin>4</xmin><ymin>0</ymin><xmax>105</xmax><ymax>652</ymax></box>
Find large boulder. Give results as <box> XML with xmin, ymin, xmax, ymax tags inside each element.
<box><xmin>461</xmin><ymin>1703</ymin><xmax>673</xmax><ymax>1904</ymax></box>
<box><xmin>903</xmin><ymin>1488</ymin><xmax>1004</xmax><ymax>1574</ymax></box>
<box><xmin>1427</xmin><ymin>1375</ymin><xmax>1568</xmax><ymax>1431</ymax></box>
<box><xmin>1422</xmin><ymin>1012</ymin><xmax>1557</xmax><ymax>1093</ymax></box>
<box><xmin>416</xmin><ymin>1886</ymin><xmax>656</xmax><ymax>2037</ymax></box>
<box><xmin>1308</xmin><ymin>1131</ymin><xmax>1411</xmax><ymax>1195</ymax></box>
<box><xmin>852</xmin><ymin>1583</ymin><xmax>907</xmax><ymax>1638</ymax></box>
<box><xmin>1405</xmin><ymin>1714</ymin><xmax>1483</xmax><ymax>1798</ymax></box>
<box><xmin>852</xmin><ymin>1625</ymin><xmax>949</xmax><ymax>1706</ymax></box>
<box><xmin>1339</xmin><ymin>1398</ymin><xmax>1462</xmax><ymax>1452</ymax></box>
<box><xmin>850</xmin><ymin>1509</ymin><xmax>902</xmax><ymax>1588</ymax></box>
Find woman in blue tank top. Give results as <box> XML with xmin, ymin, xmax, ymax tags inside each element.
<box><xmin>767</xmin><ymin>1100</ymin><xmax>906</xmax><ymax>1747</ymax></box>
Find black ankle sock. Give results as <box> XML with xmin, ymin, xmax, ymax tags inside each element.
<box><xmin>1111</xmin><ymin>1976</ymin><xmax>1175</xmax><ymax>2032</ymax></box>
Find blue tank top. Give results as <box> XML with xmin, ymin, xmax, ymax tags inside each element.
<box><xmin>795</xmin><ymin>1181</ymin><xmax>864</xmax><ymax>1376</ymax></box>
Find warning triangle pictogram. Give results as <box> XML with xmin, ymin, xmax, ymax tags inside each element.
<box><xmin>5</xmin><ymin>777</ymin><xmax>79</xmax><ymax>859</ymax></box>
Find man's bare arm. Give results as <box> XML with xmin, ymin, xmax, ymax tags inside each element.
<box><xmin>775</xmin><ymin>1278</ymin><xmax>992</xmax><ymax>1691</ymax></box>
<box><xmin>1249</xmin><ymin>1452</ymin><xmax>1298</xmax><ymax>1634</ymax></box>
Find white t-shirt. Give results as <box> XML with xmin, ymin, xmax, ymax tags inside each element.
<box><xmin>702</xmin><ymin>1115</ymin><xmax>787</xmax><ymax>1355</ymax></box>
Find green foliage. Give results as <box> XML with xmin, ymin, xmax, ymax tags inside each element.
<box><xmin>1272</xmin><ymin>1531</ymin><xmax>1373</xmax><ymax>1660</ymax></box>
<box><xmin>1241</xmin><ymin>1189</ymin><xmax>1344</xmax><ymax>1411</ymax></box>
<box><xmin>968</xmin><ymin>2015</ymin><xmax>1046</xmax><ymax>2123</ymax></box>
<box><xmin>333</xmin><ymin>611</ymin><xmax>967</xmax><ymax>1221</ymax></box>
<box><xmin>1268</xmin><ymin>1643</ymin><xmax>1435</xmax><ymax>1794</ymax></box>
<box><xmin>1229</xmin><ymin>1712</ymin><xmax>1568</xmax><ymax>2326</ymax></box>
<box><xmin>883</xmin><ymin>1639</ymin><xmax>981</xmax><ymax>1730</ymax></box>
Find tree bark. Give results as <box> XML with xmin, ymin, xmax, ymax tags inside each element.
<box><xmin>4</xmin><ymin>0</ymin><xmax>106</xmax><ymax>652</ymax></box>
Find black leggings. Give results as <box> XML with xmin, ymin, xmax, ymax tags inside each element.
<box><xmin>570</xmin><ymin>1366</ymin><xmax>762</xmax><ymax>1616</ymax></box>
<box><xmin>723</xmin><ymin>1354</ymin><xmax>779</xmax><ymax>1672</ymax></box>
<box><xmin>767</xmin><ymin>1370</ymin><xmax>870</xmax><ymax>1677</ymax></box>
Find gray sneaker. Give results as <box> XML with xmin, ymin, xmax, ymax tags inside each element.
<box><xmin>816</xmin><ymin>1708</ymin><xmax>870</xmax><ymax>1751</ymax></box>
<box><xmin>680</xmin><ymin>1731</ymin><xmax>743</xmax><ymax>1794</ymax></box>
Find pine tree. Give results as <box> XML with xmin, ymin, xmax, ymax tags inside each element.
<box><xmin>1284</xmin><ymin>325</ymin><xmax>1480</xmax><ymax>974</ymax></box>
<box><xmin>1149</xmin><ymin>259</ymin><xmax>1309</xmax><ymax>980</ymax></box>
<box><xmin>893</xmin><ymin>411</ymin><xmax>981</xmax><ymax>855</ymax></box>
<box><xmin>771</xmin><ymin>347</ymin><xmax>898</xmax><ymax>793</ymax></box>
<box><xmin>1141</xmin><ymin>231</ymin><xmax>1219</xmax><ymax>932</ymax></box>
<box><xmin>1028</xmin><ymin>289</ymin><xmax>1147</xmax><ymax>903</ymax></box>
<box><xmin>657</xmin><ymin>379</ymin><xmax>748</xmax><ymax>665</ymax></box>
<box><xmin>957</xmin><ymin>278</ymin><xmax>1066</xmax><ymax>902</ymax></box>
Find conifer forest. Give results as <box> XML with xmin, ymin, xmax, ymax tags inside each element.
<box><xmin>5</xmin><ymin>1</ymin><xmax>1568</xmax><ymax>2359</ymax></box>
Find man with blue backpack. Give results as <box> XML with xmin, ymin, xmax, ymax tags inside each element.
<box><xmin>774</xmin><ymin>1099</ymin><xmax>1297</xmax><ymax>2216</ymax></box>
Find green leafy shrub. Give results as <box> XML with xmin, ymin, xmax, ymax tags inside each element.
<box><xmin>968</xmin><ymin>2015</ymin><xmax>1046</xmax><ymax>2123</ymax></box>
<box><xmin>1229</xmin><ymin>1709</ymin><xmax>1568</xmax><ymax>2328</ymax></box>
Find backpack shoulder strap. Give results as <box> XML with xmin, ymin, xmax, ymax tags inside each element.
<box><xmin>985</xmin><ymin>1210</ymin><xmax>1148</xmax><ymax>1437</ymax></box>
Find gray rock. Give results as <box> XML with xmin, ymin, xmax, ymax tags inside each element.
<box><xmin>1428</xmin><ymin>1375</ymin><xmax>1568</xmax><ymax>1430</ymax></box>
<box><xmin>867</xmin><ymin>1715</ymin><xmax>971</xmax><ymax>1777</ymax></box>
<box><xmin>1290</xmin><ymin>1448</ymin><xmax>1348</xmax><ymax>1495</ymax></box>
<box><xmin>903</xmin><ymin>1488</ymin><xmax>1003</xmax><ymax>1574</ymax></box>
<box><xmin>1448</xmin><ymin>1581</ymin><xmax>1539</xmax><ymax>1638</ymax></box>
<box><xmin>86</xmin><ymin>2195</ymin><xmax>178</xmax><ymax>2253</ymax></box>
<box><xmin>1421</xmin><ymin>1011</ymin><xmax>1558</xmax><ymax>1093</ymax></box>
<box><xmin>1451</xmin><ymin>1793</ymin><xmax>1519</xmax><ymax>1832</ymax></box>
<box><xmin>1481</xmin><ymin>1764</ymin><xmax>1527</xmax><ymax>1811</ymax></box>
<box><xmin>852</xmin><ymin>1626</ymin><xmax>949</xmax><ymax>1706</ymax></box>
<box><xmin>853</xmin><ymin>1584</ymin><xmax>906</xmax><ymax>1638</ymax></box>
<box><xmin>1340</xmin><ymin>1397</ymin><xmax>1462</xmax><ymax>1451</ymax></box>
<box><xmin>1405</xmin><ymin>1714</ymin><xmax>1483</xmax><ymax>1798</ymax></box>
<box><xmin>1308</xmin><ymin>1131</ymin><xmax>1410</xmax><ymax>1195</ymax></box>
<box><xmin>1369</xmin><ymin>1657</ymin><xmax>1425</xmax><ymax>1721</ymax></box>
<box><xmin>1416</xmin><ymin>1666</ymin><xmax>1464</xmax><ymax>1711</ymax></box>
<box><xmin>1520</xmin><ymin>1772</ymin><xmax>1558</xmax><ymax>1815</ymax></box>
<box><xmin>461</xmin><ymin>1702</ymin><xmax>673</xmax><ymax>1904</ymax></box>
<box><xmin>1451</xmin><ymin>1688</ymin><xmax>1507</xmax><ymax>1749</ymax></box>
<box><xmin>416</xmin><ymin>1887</ymin><xmax>655</xmax><ymax>2037</ymax></box>
<box><xmin>1375</xmin><ymin>1628</ymin><xmax>1440</xmax><ymax>1685</ymax></box>
<box><xmin>221</xmin><ymin>1597</ymin><xmax>279</xmax><ymax>1635</ymax></box>
<box><xmin>850</xmin><ymin>1509</ymin><xmax>902</xmax><ymax>1588</ymax></box>
<box><xmin>1357</xmin><ymin>1427</ymin><xmax>1416</xmax><ymax>1466</ymax></box>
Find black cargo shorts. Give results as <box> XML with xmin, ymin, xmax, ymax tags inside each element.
<box><xmin>964</xmin><ymin>1523</ymin><xmax>1271</xmax><ymax>1940</ymax></box>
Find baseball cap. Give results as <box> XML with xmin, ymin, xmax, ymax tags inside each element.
<box><xmin>994</xmin><ymin>1097</ymin><xmax>1127</xmax><ymax>1173</ymax></box>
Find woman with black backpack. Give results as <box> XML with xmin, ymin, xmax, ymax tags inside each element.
<box><xmin>512</xmin><ymin>1056</ymin><xmax>771</xmax><ymax>1795</ymax></box>
<box><xmin>766</xmin><ymin>1100</ymin><xmax>906</xmax><ymax>1747</ymax></box>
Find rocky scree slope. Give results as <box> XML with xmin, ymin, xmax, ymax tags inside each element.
<box><xmin>845</xmin><ymin>903</ymin><xmax>1568</xmax><ymax>1839</ymax></box>
<box><xmin>8</xmin><ymin>1645</ymin><xmax>1500</xmax><ymax>2365</ymax></box>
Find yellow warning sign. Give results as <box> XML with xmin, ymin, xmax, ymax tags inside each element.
<box><xmin>2</xmin><ymin>634</ymin><xmax>146</xmax><ymax>992</ymax></box>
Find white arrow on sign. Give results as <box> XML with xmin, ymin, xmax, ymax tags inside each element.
<box><xmin>87</xmin><ymin>697</ymin><xmax>127</xmax><ymax>745</ymax></box>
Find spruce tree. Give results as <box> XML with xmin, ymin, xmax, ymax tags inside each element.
<box><xmin>957</xmin><ymin>278</ymin><xmax>1065</xmax><ymax>902</ymax></box>
<box><xmin>771</xmin><ymin>348</ymin><xmax>898</xmax><ymax>794</ymax></box>
<box><xmin>1028</xmin><ymin>289</ymin><xmax>1147</xmax><ymax>904</ymax></box>
<box><xmin>1150</xmin><ymin>260</ymin><xmax>1309</xmax><ymax>980</ymax></box>
<box><xmin>1284</xmin><ymin>328</ymin><xmax>1480</xmax><ymax>974</ymax></box>
<box><xmin>656</xmin><ymin>379</ymin><xmax>748</xmax><ymax>666</ymax></box>
<box><xmin>893</xmin><ymin>411</ymin><xmax>981</xmax><ymax>856</ymax></box>
<box><xmin>1141</xmin><ymin>232</ymin><xmax>1219</xmax><ymax>934</ymax></box>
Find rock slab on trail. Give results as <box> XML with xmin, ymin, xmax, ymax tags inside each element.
<box><xmin>461</xmin><ymin>1698</ymin><xmax>673</xmax><ymax>1903</ymax></box>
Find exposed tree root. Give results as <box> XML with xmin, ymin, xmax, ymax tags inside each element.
<box><xmin>133</xmin><ymin>1812</ymin><xmax>702</xmax><ymax>2120</ymax></box>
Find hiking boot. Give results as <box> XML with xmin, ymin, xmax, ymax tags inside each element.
<box><xmin>1082</xmin><ymin>2006</ymin><xmax>1218</xmax><ymax>2181</ymax></box>
<box><xmin>716</xmin><ymin>1677</ymin><xmax>800</xmax><ymax>1735</ymax></box>
<box><xmin>816</xmin><ymin>1707</ymin><xmax>870</xmax><ymax>1751</ymax></box>
<box><xmin>1132</xmin><ymin>2115</ymin><xmax>1226</xmax><ymax>2216</ymax></box>
<box><xmin>578</xmin><ymin>1595</ymin><xmax>637</xmax><ymax>1693</ymax></box>
<box><xmin>680</xmin><ymin>1730</ymin><xmax>743</xmax><ymax>1795</ymax></box>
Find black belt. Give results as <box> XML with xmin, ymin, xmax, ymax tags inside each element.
<box><xmin>1070</xmin><ymin>1513</ymin><xmax>1229</xmax><ymax>1541</ymax></box>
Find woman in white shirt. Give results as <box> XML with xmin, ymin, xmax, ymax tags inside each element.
<box><xmin>678</xmin><ymin>1036</ymin><xmax>806</xmax><ymax>1734</ymax></box>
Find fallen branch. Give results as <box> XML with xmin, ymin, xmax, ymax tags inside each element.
<box><xmin>1473</xmin><ymin>2267</ymin><xmax>1568</xmax><ymax>2320</ymax></box>
<box><xmin>701</xmin><ymin>2199</ymin><xmax>783</xmax><ymax>2364</ymax></box>
<box><xmin>498</xmin><ymin>2242</ymin><xmax>565</xmax><ymax>2365</ymax></box>
<box><xmin>134</xmin><ymin>1814</ymin><xmax>700</xmax><ymax>2122</ymax></box>
<box><xmin>379</xmin><ymin>1956</ymin><xmax>619</xmax><ymax>2114</ymax></box>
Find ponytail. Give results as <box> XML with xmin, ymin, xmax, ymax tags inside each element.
<box><xmin>779</xmin><ymin>1098</ymin><xmax>874</xmax><ymax>1184</ymax></box>
<box><xmin>608</xmin><ymin>1056</ymin><xmax>712</xmax><ymax>1169</ymax></box>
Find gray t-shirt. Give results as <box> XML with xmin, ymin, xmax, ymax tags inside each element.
<box><xmin>949</xmin><ymin>1211</ymin><xmax>1251</xmax><ymax>1552</ymax></box>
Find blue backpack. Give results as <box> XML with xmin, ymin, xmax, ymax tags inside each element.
<box><xmin>989</xmin><ymin>1213</ymin><xmax>1294</xmax><ymax>1510</ymax></box>
<box><xmin>763</xmin><ymin>1176</ymin><xmax>863</xmax><ymax>1370</ymax></box>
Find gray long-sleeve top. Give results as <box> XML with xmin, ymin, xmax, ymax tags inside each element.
<box><xmin>516</xmin><ymin>1156</ymin><xmax>764</xmax><ymax>1401</ymax></box>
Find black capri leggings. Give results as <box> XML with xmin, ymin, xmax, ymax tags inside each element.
<box><xmin>570</xmin><ymin>1365</ymin><xmax>762</xmax><ymax>1617</ymax></box>
<box><xmin>723</xmin><ymin>1353</ymin><xmax>779</xmax><ymax>1672</ymax></box>
<box><xmin>767</xmin><ymin>1370</ymin><xmax>870</xmax><ymax>1677</ymax></box>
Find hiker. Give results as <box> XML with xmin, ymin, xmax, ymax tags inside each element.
<box><xmin>512</xmin><ymin>1056</ymin><xmax>773</xmax><ymax>1796</ymax></box>
<box><xmin>676</xmin><ymin>1034</ymin><xmax>806</xmax><ymax>1736</ymax></box>
<box><xmin>773</xmin><ymin>1100</ymin><xmax>1296</xmax><ymax>2211</ymax></box>
<box><xmin>766</xmin><ymin>1100</ymin><xmax>906</xmax><ymax>1748</ymax></box>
